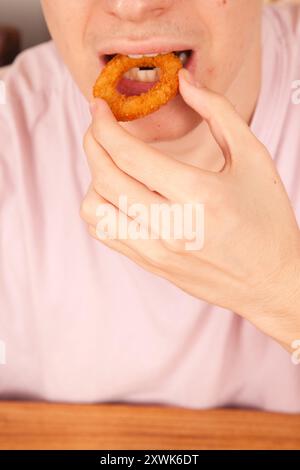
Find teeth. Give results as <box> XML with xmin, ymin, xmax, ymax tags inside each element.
<box><xmin>124</xmin><ymin>67</ymin><xmax>139</xmax><ymax>79</ymax></box>
<box><xmin>143</xmin><ymin>52</ymin><xmax>169</xmax><ymax>57</ymax></box>
<box><xmin>137</xmin><ymin>70</ymin><xmax>149</xmax><ymax>82</ymax></box>
<box><xmin>144</xmin><ymin>53</ymin><xmax>160</xmax><ymax>57</ymax></box>
<box><xmin>123</xmin><ymin>67</ymin><xmax>160</xmax><ymax>82</ymax></box>
<box><xmin>145</xmin><ymin>69</ymin><xmax>160</xmax><ymax>81</ymax></box>
<box><xmin>128</xmin><ymin>54</ymin><xmax>144</xmax><ymax>59</ymax></box>
<box><xmin>127</xmin><ymin>52</ymin><xmax>169</xmax><ymax>59</ymax></box>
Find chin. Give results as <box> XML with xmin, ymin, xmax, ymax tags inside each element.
<box><xmin>120</xmin><ymin>95</ymin><xmax>200</xmax><ymax>143</ymax></box>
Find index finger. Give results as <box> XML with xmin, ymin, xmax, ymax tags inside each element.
<box><xmin>90</xmin><ymin>98</ymin><xmax>209</xmax><ymax>202</ymax></box>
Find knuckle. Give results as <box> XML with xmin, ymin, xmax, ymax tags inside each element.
<box><xmin>92</xmin><ymin>119</ymin><xmax>103</xmax><ymax>141</ymax></box>
<box><xmin>93</xmin><ymin>176</ymin><xmax>111</xmax><ymax>196</ymax></box>
<box><xmin>83</xmin><ymin>129</ymin><xmax>91</xmax><ymax>153</ymax></box>
<box><xmin>80</xmin><ymin>197</ymin><xmax>93</xmax><ymax>222</ymax></box>
<box><xmin>114</xmin><ymin>145</ymin><xmax>133</xmax><ymax>169</ymax></box>
<box><xmin>88</xmin><ymin>224</ymin><xmax>99</xmax><ymax>241</ymax></box>
<box><xmin>97</xmin><ymin>156</ymin><xmax>114</xmax><ymax>178</ymax></box>
<box><xmin>92</xmin><ymin>120</ymin><xmax>118</xmax><ymax>147</ymax></box>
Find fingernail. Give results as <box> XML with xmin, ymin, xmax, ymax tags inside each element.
<box><xmin>180</xmin><ymin>68</ymin><xmax>199</xmax><ymax>87</ymax></box>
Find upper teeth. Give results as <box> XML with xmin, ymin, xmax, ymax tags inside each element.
<box><xmin>127</xmin><ymin>51</ymin><xmax>189</xmax><ymax>65</ymax></box>
<box><xmin>124</xmin><ymin>67</ymin><xmax>160</xmax><ymax>82</ymax></box>
<box><xmin>127</xmin><ymin>52</ymin><xmax>169</xmax><ymax>59</ymax></box>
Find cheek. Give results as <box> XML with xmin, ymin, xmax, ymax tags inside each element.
<box><xmin>42</xmin><ymin>0</ymin><xmax>90</xmax><ymax>58</ymax></box>
<box><xmin>42</xmin><ymin>1</ymin><xmax>96</xmax><ymax>99</ymax></box>
<box><xmin>197</xmin><ymin>0</ymin><xmax>261</xmax><ymax>91</ymax></box>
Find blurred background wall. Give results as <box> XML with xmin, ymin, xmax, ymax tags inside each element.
<box><xmin>0</xmin><ymin>0</ymin><xmax>49</xmax><ymax>50</ymax></box>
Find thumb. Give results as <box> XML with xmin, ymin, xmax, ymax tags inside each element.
<box><xmin>179</xmin><ymin>68</ymin><xmax>255</xmax><ymax>169</ymax></box>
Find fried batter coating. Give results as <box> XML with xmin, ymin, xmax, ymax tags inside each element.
<box><xmin>93</xmin><ymin>53</ymin><xmax>183</xmax><ymax>121</ymax></box>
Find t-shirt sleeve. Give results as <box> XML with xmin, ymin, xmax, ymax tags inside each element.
<box><xmin>278</xmin><ymin>3</ymin><xmax>300</xmax><ymax>37</ymax></box>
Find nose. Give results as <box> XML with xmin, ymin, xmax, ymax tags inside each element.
<box><xmin>104</xmin><ymin>0</ymin><xmax>173</xmax><ymax>22</ymax></box>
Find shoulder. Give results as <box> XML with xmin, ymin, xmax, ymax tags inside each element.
<box><xmin>0</xmin><ymin>41</ymin><xmax>72</xmax><ymax>189</ymax></box>
<box><xmin>1</xmin><ymin>40</ymin><xmax>67</xmax><ymax>98</ymax></box>
<box><xmin>0</xmin><ymin>40</ymin><xmax>71</xmax><ymax>161</ymax></box>
<box><xmin>0</xmin><ymin>41</ymin><xmax>68</xmax><ymax>135</ymax></box>
<box><xmin>264</xmin><ymin>3</ymin><xmax>300</xmax><ymax>38</ymax></box>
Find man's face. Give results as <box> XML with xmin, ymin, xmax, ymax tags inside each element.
<box><xmin>41</xmin><ymin>0</ymin><xmax>262</xmax><ymax>142</ymax></box>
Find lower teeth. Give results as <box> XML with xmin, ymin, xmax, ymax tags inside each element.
<box><xmin>121</xmin><ymin>51</ymin><xmax>190</xmax><ymax>83</ymax></box>
<box><xmin>124</xmin><ymin>67</ymin><xmax>160</xmax><ymax>82</ymax></box>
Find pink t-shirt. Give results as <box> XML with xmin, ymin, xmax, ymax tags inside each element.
<box><xmin>0</xmin><ymin>4</ymin><xmax>300</xmax><ymax>412</ymax></box>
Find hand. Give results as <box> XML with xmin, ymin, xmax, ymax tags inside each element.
<box><xmin>81</xmin><ymin>69</ymin><xmax>300</xmax><ymax>351</ymax></box>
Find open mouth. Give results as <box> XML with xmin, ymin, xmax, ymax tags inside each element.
<box><xmin>103</xmin><ymin>49</ymin><xmax>192</xmax><ymax>83</ymax></box>
<box><xmin>101</xmin><ymin>50</ymin><xmax>193</xmax><ymax>97</ymax></box>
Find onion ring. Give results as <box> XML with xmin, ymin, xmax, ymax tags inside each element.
<box><xmin>93</xmin><ymin>53</ymin><xmax>183</xmax><ymax>122</ymax></box>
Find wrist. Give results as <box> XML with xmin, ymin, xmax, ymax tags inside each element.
<box><xmin>243</xmin><ymin>257</ymin><xmax>300</xmax><ymax>352</ymax></box>
<box><xmin>269</xmin><ymin>258</ymin><xmax>300</xmax><ymax>351</ymax></box>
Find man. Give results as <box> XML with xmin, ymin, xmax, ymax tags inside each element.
<box><xmin>0</xmin><ymin>0</ymin><xmax>299</xmax><ymax>411</ymax></box>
